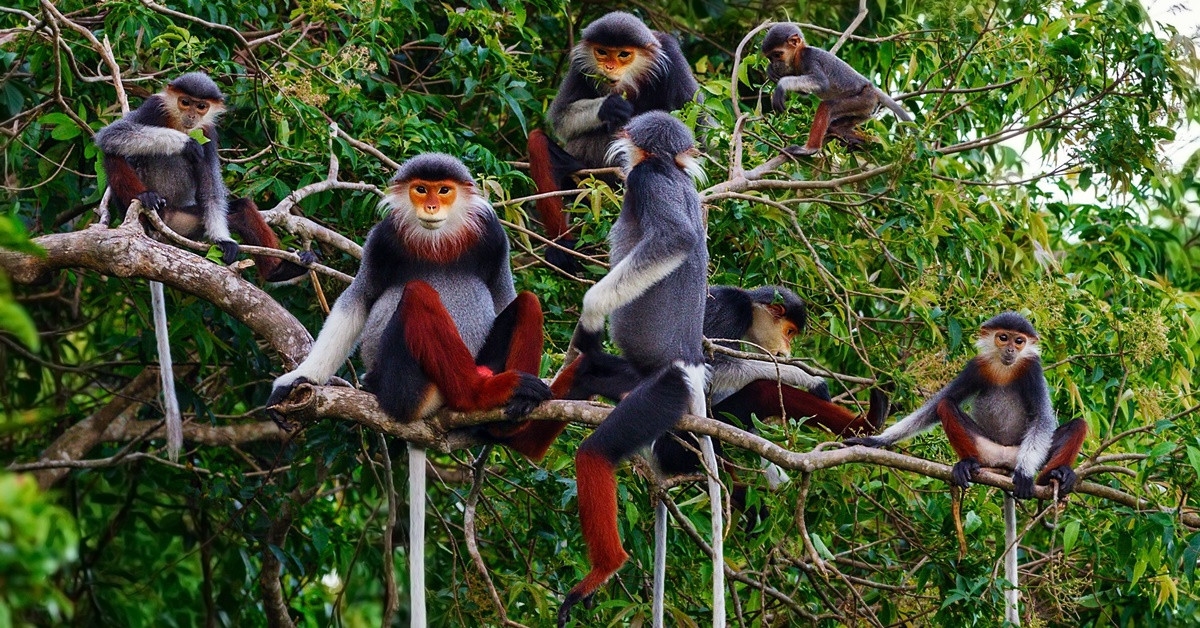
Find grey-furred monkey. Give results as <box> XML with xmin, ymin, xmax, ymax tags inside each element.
<box><xmin>556</xmin><ymin>111</ymin><xmax>719</xmax><ymax>628</ymax></box>
<box><xmin>846</xmin><ymin>312</ymin><xmax>1087</xmax><ymax>499</ymax></box>
<box><xmin>527</xmin><ymin>10</ymin><xmax>699</xmax><ymax>270</ymax></box>
<box><xmin>762</xmin><ymin>22</ymin><xmax>912</xmax><ymax>156</ymax></box>
<box><xmin>96</xmin><ymin>72</ymin><xmax>238</xmax><ymax>263</ymax></box>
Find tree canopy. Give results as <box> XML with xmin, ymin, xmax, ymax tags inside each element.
<box><xmin>2</xmin><ymin>0</ymin><xmax>1200</xmax><ymax>625</ymax></box>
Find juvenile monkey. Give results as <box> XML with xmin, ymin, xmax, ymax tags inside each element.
<box><xmin>847</xmin><ymin>312</ymin><xmax>1087</xmax><ymax>499</ymax></box>
<box><xmin>527</xmin><ymin>11</ymin><xmax>698</xmax><ymax>270</ymax></box>
<box><xmin>96</xmin><ymin>72</ymin><xmax>316</xmax><ymax>283</ymax></box>
<box><xmin>762</xmin><ymin>22</ymin><xmax>912</xmax><ymax>156</ymax></box>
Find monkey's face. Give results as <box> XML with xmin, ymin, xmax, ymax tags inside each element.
<box><xmin>166</xmin><ymin>89</ymin><xmax>222</xmax><ymax>131</ymax></box>
<box><xmin>765</xmin><ymin>35</ymin><xmax>804</xmax><ymax>81</ymax></box>
<box><xmin>406</xmin><ymin>179</ymin><xmax>460</xmax><ymax>230</ymax></box>
<box><xmin>982</xmin><ymin>328</ymin><xmax>1036</xmax><ymax>367</ymax></box>
<box><xmin>746</xmin><ymin>303</ymin><xmax>800</xmax><ymax>357</ymax></box>
<box><xmin>590</xmin><ymin>45</ymin><xmax>639</xmax><ymax>81</ymax></box>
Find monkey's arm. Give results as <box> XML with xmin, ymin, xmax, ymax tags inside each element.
<box><xmin>853</xmin><ymin>362</ymin><xmax>981</xmax><ymax>447</ymax></box>
<box><xmin>196</xmin><ymin>135</ymin><xmax>234</xmax><ymax>245</ymax></box>
<box><xmin>1011</xmin><ymin>364</ymin><xmax>1056</xmax><ymax>497</ymax></box>
<box><xmin>485</xmin><ymin>215</ymin><xmax>519</xmax><ymax>312</ymax></box>
<box><xmin>707</xmin><ymin>355</ymin><xmax>826</xmax><ymax>403</ymax></box>
<box><xmin>270</xmin><ymin>229</ymin><xmax>386</xmax><ymax>393</ymax></box>
<box><xmin>549</xmin><ymin>73</ymin><xmax>609</xmax><ymax>141</ymax></box>
<box><xmin>95</xmin><ymin>116</ymin><xmax>194</xmax><ymax>157</ymax></box>
<box><xmin>577</xmin><ymin>214</ymin><xmax>696</xmax><ymax>333</ymax></box>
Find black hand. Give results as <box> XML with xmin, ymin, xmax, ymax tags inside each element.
<box><xmin>570</xmin><ymin>324</ymin><xmax>604</xmax><ymax>355</ymax></box>
<box><xmin>136</xmin><ymin>191</ymin><xmax>167</xmax><ymax>212</ymax></box>
<box><xmin>217</xmin><ymin>240</ymin><xmax>240</xmax><ymax>265</ymax></box>
<box><xmin>597</xmin><ymin>94</ymin><xmax>634</xmax><ymax>132</ymax></box>
<box><xmin>951</xmin><ymin>458</ymin><xmax>981</xmax><ymax>489</ymax></box>
<box><xmin>265</xmin><ymin>377</ymin><xmax>313</xmax><ymax>430</ymax></box>
<box><xmin>182</xmin><ymin>138</ymin><xmax>205</xmax><ymax>163</ymax></box>
<box><xmin>1046</xmin><ymin>465</ymin><xmax>1078</xmax><ymax>496</ymax></box>
<box><xmin>296</xmin><ymin>250</ymin><xmax>319</xmax><ymax>266</ymax></box>
<box><xmin>1011</xmin><ymin>470</ymin><xmax>1035</xmax><ymax>499</ymax></box>
<box><xmin>505</xmin><ymin>372</ymin><xmax>552</xmax><ymax>419</ymax></box>
<box><xmin>771</xmin><ymin>86</ymin><xmax>788</xmax><ymax>114</ymax></box>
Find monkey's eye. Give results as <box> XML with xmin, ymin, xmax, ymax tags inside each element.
<box><xmin>617</xmin><ymin>51</ymin><xmax>631</xmax><ymax>59</ymax></box>
<box><xmin>1014</xmin><ymin>337</ymin><xmax>1025</xmax><ymax>345</ymax></box>
<box><xmin>997</xmin><ymin>333</ymin><xmax>1009</xmax><ymax>342</ymax></box>
<box><xmin>439</xmin><ymin>186</ymin><xmax>451</xmax><ymax>195</ymax></box>
<box><xmin>784</xmin><ymin>327</ymin><xmax>797</xmax><ymax>339</ymax></box>
<box><xmin>179</xmin><ymin>98</ymin><xmax>191</xmax><ymax>107</ymax></box>
<box><xmin>596</xmin><ymin>48</ymin><xmax>609</xmax><ymax>57</ymax></box>
<box><xmin>414</xmin><ymin>186</ymin><xmax>427</xmax><ymax>194</ymax></box>
<box><xmin>196</xmin><ymin>102</ymin><xmax>208</xmax><ymax>112</ymax></box>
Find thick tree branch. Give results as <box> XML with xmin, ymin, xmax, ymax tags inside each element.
<box><xmin>0</xmin><ymin>216</ymin><xmax>313</xmax><ymax>367</ymax></box>
<box><xmin>273</xmin><ymin>384</ymin><xmax>1200</xmax><ymax>528</ymax></box>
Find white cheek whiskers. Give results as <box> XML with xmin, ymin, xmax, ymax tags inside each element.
<box><xmin>380</xmin><ymin>188</ymin><xmax>488</xmax><ymax>254</ymax></box>
<box><xmin>676</xmin><ymin>150</ymin><xmax>706</xmax><ymax>184</ymax></box>
<box><xmin>606</xmin><ymin>136</ymin><xmax>641</xmax><ymax>171</ymax></box>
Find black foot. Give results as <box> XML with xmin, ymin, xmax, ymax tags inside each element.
<box><xmin>136</xmin><ymin>191</ymin><xmax>167</xmax><ymax>212</ymax></box>
<box><xmin>951</xmin><ymin>458</ymin><xmax>981</xmax><ymax>489</ymax></box>
<box><xmin>1044</xmin><ymin>465</ymin><xmax>1077</xmax><ymax>496</ymax></box>
<box><xmin>1012</xmin><ymin>471</ymin><xmax>1035</xmax><ymax>500</ymax></box>
<box><xmin>546</xmin><ymin>237</ymin><xmax>581</xmax><ymax>274</ymax></box>
<box><xmin>558</xmin><ymin>591</ymin><xmax>595</xmax><ymax>627</ymax></box>
<box><xmin>296</xmin><ymin>250</ymin><xmax>319</xmax><ymax>266</ymax></box>
<box><xmin>217</xmin><ymin>239</ymin><xmax>240</xmax><ymax>265</ymax></box>
<box><xmin>784</xmin><ymin>144</ymin><xmax>820</xmax><ymax>157</ymax></box>
<box><xmin>505</xmin><ymin>372</ymin><xmax>551</xmax><ymax>419</ymax></box>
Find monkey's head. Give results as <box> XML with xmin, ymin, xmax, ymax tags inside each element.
<box><xmin>576</xmin><ymin>12</ymin><xmax>663</xmax><ymax>93</ymax></box>
<box><xmin>383</xmin><ymin>153</ymin><xmax>488</xmax><ymax>262</ymax></box>
<box><xmin>606</xmin><ymin>111</ymin><xmax>704</xmax><ymax>181</ymax></box>
<box><xmin>162</xmin><ymin>72</ymin><xmax>226</xmax><ymax>132</ymax></box>
<box><xmin>977</xmin><ymin>311</ymin><xmax>1040</xmax><ymax>374</ymax></box>
<box><xmin>744</xmin><ymin>286</ymin><xmax>807</xmax><ymax>356</ymax></box>
<box><xmin>761</xmin><ymin>23</ymin><xmax>805</xmax><ymax>81</ymax></box>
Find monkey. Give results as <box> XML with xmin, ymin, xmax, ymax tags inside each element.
<box><xmin>845</xmin><ymin>312</ymin><xmax>1087</xmax><ymax>500</ymax></box>
<box><xmin>556</xmin><ymin>111</ymin><xmax>716</xmax><ymax>628</ymax></box>
<box><xmin>94</xmin><ymin>72</ymin><xmax>315</xmax><ymax>462</ymax></box>
<box><xmin>554</xmin><ymin>284</ymin><xmax>888</xmax><ymax>515</ymax></box>
<box><xmin>556</xmin><ymin>284</ymin><xmax>887</xmax><ymax>437</ymax></box>
<box><xmin>761</xmin><ymin>22</ymin><xmax>912</xmax><ymax>157</ymax></box>
<box><xmin>95</xmin><ymin>72</ymin><xmax>317</xmax><ymax>284</ymax></box>
<box><xmin>265</xmin><ymin>153</ymin><xmax>558</xmax><ymax>626</ymax></box>
<box><xmin>527</xmin><ymin>11</ymin><xmax>699</xmax><ymax>271</ymax></box>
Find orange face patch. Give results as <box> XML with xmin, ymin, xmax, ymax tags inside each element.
<box><xmin>592</xmin><ymin>46</ymin><xmax>638</xmax><ymax>79</ymax></box>
<box><xmin>407</xmin><ymin>179</ymin><xmax>459</xmax><ymax>218</ymax></box>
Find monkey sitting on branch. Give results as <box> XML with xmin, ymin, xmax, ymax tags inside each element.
<box><xmin>762</xmin><ymin>22</ymin><xmax>912</xmax><ymax>156</ymax></box>
<box><xmin>846</xmin><ymin>312</ymin><xmax>1087</xmax><ymax>499</ymax></box>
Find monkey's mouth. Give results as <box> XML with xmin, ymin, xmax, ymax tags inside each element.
<box><xmin>999</xmin><ymin>353</ymin><xmax>1017</xmax><ymax>366</ymax></box>
<box><xmin>417</xmin><ymin>217</ymin><xmax>446</xmax><ymax>230</ymax></box>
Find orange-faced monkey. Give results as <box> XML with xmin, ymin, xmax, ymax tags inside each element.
<box><xmin>95</xmin><ymin>72</ymin><xmax>316</xmax><ymax>461</ymax></box>
<box><xmin>267</xmin><ymin>154</ymin><xmax>558</xmax><ymax>626</ymax></box>
<box><xmin>846</xmin><ymin>312</ymin><xmax>1087</xmax><ymax>499</ymax></box>
<box><xmin>762</xmin><ymin>23</ymin><xmax>912</xmax><ymax>156</ymax></box>
<box><xmin>527</xmin><ymin>11</ymin><xmax>698</xmax><ymax>271</ymax></box>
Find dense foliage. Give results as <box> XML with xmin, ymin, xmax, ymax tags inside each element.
<box><xmin>2</xmin><ymin>0</ymin><xmax>1199</xmax><ymax>625</ymax></box>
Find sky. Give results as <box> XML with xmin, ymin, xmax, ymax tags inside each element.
<box><xmin>1145</xmin><ymin>0</ymin><xmax>1200</xmax><ymax>169</ymax></box>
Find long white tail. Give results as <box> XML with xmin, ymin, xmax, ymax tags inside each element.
<box><xmin>653</xmin><ymin>499</ymin><xmax>667</xmax><ymax>628</ymax></box>
<box><xmin>700</xmin><ymin>435</ymin><xmax>725</xmax><ymax>627</ymax></box>
<box><xmin>1003</xmin><ymin>495</ymin><xmax>1020</xmax><ymax>625</ymax></box>
<box><xmin>408</xmin><ymin>444</ymin><xmax>427</xmax><ymax>627</ymax></box>
<box><xmin>150</xmin><ymin>281</ymin><xmax>182</xmax><ymax>461</ymax></box>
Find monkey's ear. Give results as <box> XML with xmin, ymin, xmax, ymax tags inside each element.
<box><xmin>787</xmin><ymin>34</ymin><xmax>803</xmax><ymax>47</ymax></box>
<box><xmin>767</xmin><ymin>303</ymin><xmax>787</xmax><ymax>318</ymax></box>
